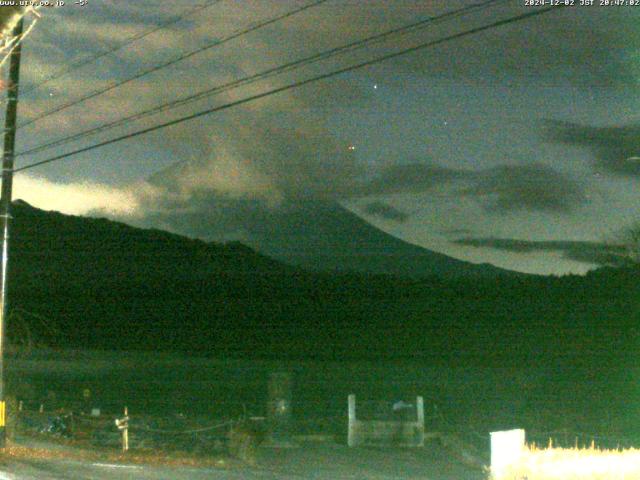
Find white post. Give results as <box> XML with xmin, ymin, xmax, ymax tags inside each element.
<box><xmin>416</xmin><ymin>396</ymin><xmax>424</xmax><ymax>447</ymax></box>
<box><xmin>348</xmin><ymin>394</ymin><xmax>357</xmax><ymax>447</ymax></box>
<box><xmin>490</xmin><ymin>429</ymin><xmax>525</xmax><ymax>479</ymax></box>
<box><xmin>416</xmin><ymin>396</ymin><xmax>424</xmax><ymax>424</ymax></box>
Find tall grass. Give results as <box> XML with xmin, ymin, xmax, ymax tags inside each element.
<box><xmin>492</xmin><ymin>443</ymin><xmax>640</xmax><ymax>480</ymax></box>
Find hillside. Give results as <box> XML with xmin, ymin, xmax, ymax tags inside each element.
<box><xmin>5</xmin><ymin>201</ymin><xmax>639</xmax><ymax>370</ymax></box>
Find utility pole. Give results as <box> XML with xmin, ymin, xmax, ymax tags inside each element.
<box><xmin>0</xmin><ymin>18</ymin><xmax>24</xmax><ymax>448</ymax></box>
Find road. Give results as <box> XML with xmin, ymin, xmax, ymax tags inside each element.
<box><xmin>0</xmin><ymin>443</ymin><xmax>486</xmax><ymax>479</ymax></box>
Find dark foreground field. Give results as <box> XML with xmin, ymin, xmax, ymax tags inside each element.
<box><xmin>0</xmin><ymin>439</ymin><xmax>484</xmax><ymax>479</ymax></box>
<box><xmin>2</xmin><ymin>348</ymin><xmax>638</xmax><ymax>479</ymax></box>
<box><xmin>7</xmin><ymin>349</ymin><xmax>639</xmax><ymax>439</ymax></box>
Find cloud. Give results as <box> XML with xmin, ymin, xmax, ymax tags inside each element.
<box><xmin>361</xmin><ymin>202</ymin><xmax>408</xmax><ymax>222</ymax></box>
<box><xmin>357</xmin><ymin>162</ymin><xmax>585</xmax><ymax>214</ymax></box>
<box><xmin>453</xmin><ymin>237</ymin><xmax>625</xmax><ymax>266</ymax></box>
<box><xmin>10</xmin><ymin>1</ymin><xmax>601</xmax><ymax>249</ymax></box>
<box><xmin>465</xmin><ymin>163</ymin><xmax>586</xmax><ymax>213</ymax></box>
<box><xmin>148</xmin><ymin>108</ymin><xmax>362</xmax><ymax>203</ymax></box>
<box><xmin>16</xmin><ymin>89</ymin><xmax>586</xmax><ymax>237</ymax></box>
<box><xmin>358</xmin><ymin>162</ymin><xmax>464</xmax><ymax>195</ymax></box>
<box><xmin>145</xmin><ymin>113</ymin><xmax>587</xmax><ymax>227</ymax></box>
<box><xmin>543</xmin><ymin>120</ymin><xmax>640</xmax><ymax>177</ymax></box>
<box><xmin>19</xmin><ymin>3</ymin><xmax>629</xmax><ymax>163</ymax></box>
<box><xmin>13</xmin><ymin>174</ymin><xmax>145</xmax><ymax>217</ymax></box>
<box><xmin>393</xmin><ymin>6</ymin><xmax>640</xmax><ymax>87</ymax></box>
<box><xmin>141</xmin><ymin>144</ymin><xmax>586</xmax><ymax>242</ymax></box>
<box><xmin>441</xmin><ymin>227</ymin><xmax>473</xmax><ymax>236</ymax></box>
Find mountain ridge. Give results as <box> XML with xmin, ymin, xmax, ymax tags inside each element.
<box><xmin>4</xmin><ymin>201</ymin><xmax>638</xmax><ymax>367</ymax></box>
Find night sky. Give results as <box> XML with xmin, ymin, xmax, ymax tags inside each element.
<box><xmin>6</xmin><ymin>1</ymin><xmax>640</xmax><ymax>275</ymax></box>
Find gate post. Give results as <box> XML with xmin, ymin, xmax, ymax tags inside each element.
<box><xmin>266</xmin><ymin>371</ymin><xmax>293</xmax><ymax>446</ymax></box>
<box><xmin>347</xmin><ymin>394</ymin><xmax>357</xmax><ymax>447</ymax></box>
<box><xmin>416</xmin><ymin>396</ymin><xmax>425</xmax><ymax>447</ymax></box>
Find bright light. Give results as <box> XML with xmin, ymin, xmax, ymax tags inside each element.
<box><xmin>13</xmin><ymin>174</ymin><xmax>143</xmax><ymax>216</ymax></box>
<box><xmin>491</xmin><ymin>429</ymin><xmax>525</xmax><ymax>478</ymax></box>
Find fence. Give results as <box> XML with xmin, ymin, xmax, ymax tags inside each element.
<box><xmin>17</xmin><ymin>405</ymin><xmax>234</xmax><ymax>453</ymax></box>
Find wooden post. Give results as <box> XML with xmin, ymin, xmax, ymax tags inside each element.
<box><xmin>115</xmin><ymin>407</ymin><xmax>129</xmax><ymax>452</ymax></box>
<box><xmin>122</xmin><ymin>406</ymin><xmax>129</xmax><ymax>453</ymax></box>
<box><xmin>0</xmin><ymin>18</ymin><xmax>24</xmax><ymax>449</ymax></box>
<box><xmin>347</xmin><ymin>394</ymin><xmax>357</xmax><ymax>447</ymax></box>
<box><xmin>68</xmin><ymin>412</ymin><xmax>74</xmax><ymax>438</ymax></box>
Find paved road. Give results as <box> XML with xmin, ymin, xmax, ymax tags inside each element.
<box><xmin>0</xmin><ymin>444</ymin><xmax>486</xmax><ymax>479</ymax></box>
<box><xmin>0</xmin><ymin>460</ymin><xmax>280</xmax><ymax>479</ymax></box>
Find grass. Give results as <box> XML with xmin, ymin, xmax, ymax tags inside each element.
<box><xmin>492</xmin><ymin>442</ymin><xmax>640</xmax><ymax>480</ymax></box>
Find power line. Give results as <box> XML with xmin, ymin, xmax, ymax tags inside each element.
<box><xmin>20</xmin><ymin>0</ymin><xmax>223</xmax><ymax>99</ymax></box>
<box><xmin>17</xmin><ymin>0</ymin><xmax>506</xmax><ymax>157</ymax></box>
<box><xmin>18</xmin><ymin>0</ymin><xmax>329</xmax><ymax>129</ymax></box>
<box><xmin>14</xmin><ymin>5</ymin><xmax>563</xmax><ymax>174</ymax></box>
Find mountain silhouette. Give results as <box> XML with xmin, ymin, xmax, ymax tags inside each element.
<box><xmin>236</xmin><ymin>202</ymin><xmax>519</xmax><ymax>278</ymax></box>
<box><xmin>135</xmin><ymin>198</ymin><xmax>518</xmax><ymax>278</ymax></box>
<box><xmin>142</xmin><ymin>160</ymin><xmax>519</xmax><ymax>278</ymax></box>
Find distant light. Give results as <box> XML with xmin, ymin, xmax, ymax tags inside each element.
<box><xmin>348</xmin><ymin>145</ymin><xmax>356</xmax><ymax>151</ymax></box>
<box><xmin>373</xmin><ymin>84</ymin><xmax>378</xmax><ymax>90</ymax></box>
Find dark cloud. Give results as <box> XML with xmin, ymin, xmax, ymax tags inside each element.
<box><xmin>145</xmin><ymin>135</ymin><xmax>586</xmax><ymax>239</ymax></box>
<box><xmin>453</xmin><ymin>237</ymin><xmax>625</xmax><ymax>266</ymax></box>
<box><xmin>465</xmin><ymin>163</ymin><xmax>586</xmax><ymax>213</ymax></box>
<box><xmin>441</xmin><ymin>228</ymin><xmax>473</xmax><ymax>236</ymax></box>
<box><xmin>291</xmin><ymin>78</ymin><xmax>374</xmax><ymax>109</ymax></box>
<box><xmin>357</xmin><ymin>162</ymin><xmax>585</xmax><ymax>214</ymax></box>
<box><xmin>130</xmin><ymin>101</ymin><xmax>588</xmax><ymax>248</ymax></box>
<box><xmin>393</xmin><ymin>8</ymin><xmax>640</xmax><ymax>87</ymax></box>
<box><xmin>361</xmin><ymin>202</ymin><xmax>408</xmax><ymax>222</ymax></box>
<box><xmin>543</xmin><ymin>120</ymin><xmax>640</xmax><ymax>177</ymax></box>
<box><xmin>357</xmin><ymin>163</ymin><xmax>464</xmax><ymax>196</ymax></box>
